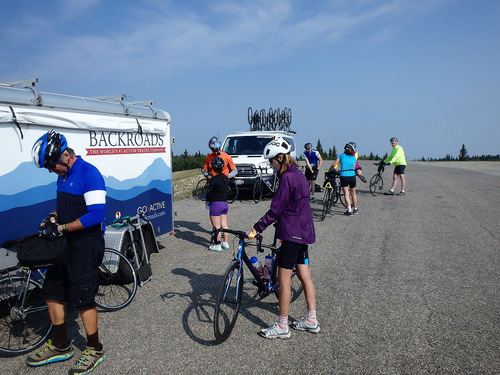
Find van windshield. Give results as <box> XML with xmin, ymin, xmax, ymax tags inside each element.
<box><xmin>222</xmin><ymin>135</ymin><xmax>275</xmax><ymax>156</ymax></box>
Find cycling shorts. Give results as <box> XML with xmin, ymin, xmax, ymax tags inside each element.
<box><xmin>278</xmin><ymin>240</ymin><xmax>309</xmax><ymax>270</ymax></box>
<box><xmin>305</xmin><ymin>165</ymin><xmax>319</xmax><ymax>181</ymax></box>
<box><xmin>340</xmin><ymin>175</ymin><xmax>356</xmax><ymax>188</ymax></box>
<box><xmin>394</xmin><ymin>165</ymin><xmax>406</xmax><ymax>175</ymax></box>
<box><xmin>209</xmin><ymin>201</ymin><xmax>229</xmax><ymax>216</ymax></box>
<box><xmin>42</xmin><ymin>237</ymin><xmax>104</xmax><ymax>311</ymax></box>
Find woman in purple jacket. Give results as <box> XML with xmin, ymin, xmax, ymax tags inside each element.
<box><xmin>249</xmin><ymin>137</ymin><xmax>320</xmax><ymax>339</ymax></box>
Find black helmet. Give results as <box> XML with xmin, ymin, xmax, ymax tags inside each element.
<box><xmin>32</xmin><ymin>130</ymin><xmax>68</xmax><ymax>169</ymax></box>
<box><xmin>390</xmin><ymin>137</ymin><xmax>398</xmax><ymax>143</ymax></box>
<box><xmin>304</xmin><ymin>143</ymin><xmax>312</xmax><ymax>150</ymax></box>
<box><xmin>344</xmin><ymin>143</ymin><xmax>354</xmax><ymax>152</ymax></box>
<box><xmin>210</xmin><ymin>157</ymin><xmax>225</xmax><ymax>171</ymax></box>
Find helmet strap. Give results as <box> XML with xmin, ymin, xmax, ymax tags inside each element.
<box><xmin>275</xmin><ymin>155</ymin><xmax>286</xmax><ymax>177</ymax></box>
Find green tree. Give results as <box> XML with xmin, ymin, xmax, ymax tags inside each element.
<box><xmin>458</xmin><ymin>144</ymin><xmax>468</xmax><ymax>161</ymax></box>
<box><xmin>327</xmin><ymin>145</ymin><xmax>337</xmax><ymax>160</ymax></box>
<box><xmin>316</xmin><ymin>139</ymin><xmax>326</xmax><ymax>158</ymax></box>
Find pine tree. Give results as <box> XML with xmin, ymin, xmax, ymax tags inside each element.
<box><xmin>458</xmin><ymin>144</ymin><xmax>468</xmax><ymax>161</ymax></box>
<box><xmin>316</xmin><ymin>139</ymin><xmax>325</xmax><ymax>158</ymax></box>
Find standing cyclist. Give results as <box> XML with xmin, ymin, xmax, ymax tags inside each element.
<box><xmin>329</xmin><ymin>143</ymin><xmax>358</xmax><ymax>215</ymax></box>
<box><xmin>206</xmin><ymin>157</ymin><xmax>230</xmax><ymax>252</ymax></box>
<box><xmin>331</xmin><ymin>142</ymin><xmax>366</xmax><ymax>183</ymax></box>
<box><xmin>29</xmin><ymin>130</ymin><xmax>107</xmax><ymax>374</ymax></box>
<box><xmin>303</xmin><ymin>142</ymin><xmax>322</xmax><ymax>201</ymax></box>
<box><xmin>249</xmin><ymin>137</ymin><xmax>319</xmax><ymax>339</ymax></box>
<box><xmin>383</xmin><ymin>137</ymin><xmax>407</xmax><ymax>195</ymax></box>
<box><xmin>203</xmin><ymin>136</ymin><xmax>237</xmax><ymax>180</ymax></box>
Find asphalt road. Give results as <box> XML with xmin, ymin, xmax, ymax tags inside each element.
<box><xmin>1</xmin><ymin>162</ymin><xmax>499</xmax><ymax>375</ymax></box>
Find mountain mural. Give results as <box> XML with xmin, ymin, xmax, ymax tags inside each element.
<box><xmin>1</xmin><ymin>188</ymin><xmax>173</xmax><ymax>248</ymax></box>
<box><xmin>1</xmin><ymin>157</ymin><xmax>171</xmax><ymax>212</ymax></box>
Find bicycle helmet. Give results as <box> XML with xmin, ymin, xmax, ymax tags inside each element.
<box><xmin>344</xmin><ymin>143</ymin><xmax>354</xmax><ymax>152</ymax></box>
<box><xmin>304</xmin><ymin>143</ymin><xmax>312</xmax><ymax>150</ymax></box>
<box><xmin>349</xmin><ymin>142</ymin><xmax>356</xmax><ymax>149</ymax></box>
<box><xmin>263</xmin><ymin>137</ymin><xmax>291</xmax><ymax>159</ymax></box>
<box><xmin>210</xmin><ymin>156</ymin><xmax>225</xmax><ymax>171</ymax></box>
<box><xmin>32</xmin><ymin>129</ymin><xmax>68</xmax><ymax>169</ymax></box>
<box><xmin>208</xmin><ymin>136</ymin><xmax>221</xmax><ymax>151</ymax></box>
<box><xmin>390</xmin><ymin>137</ymin><xmax>398</xmax><ymax>143</ymax></box>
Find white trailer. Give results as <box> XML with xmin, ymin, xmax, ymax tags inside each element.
<box><xmin>0</xmin><ymin>80</ymin><xmax>173</xmax><ymax>270</ymax></box>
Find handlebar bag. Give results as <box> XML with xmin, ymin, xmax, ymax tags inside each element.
<box><xmin>2</xmin><ymin>234</ymin><xmax>69</xmax><ymax>269</ymax></box>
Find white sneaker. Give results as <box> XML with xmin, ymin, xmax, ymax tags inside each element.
<box><xmin>209</xmin><ymin>244</ymin><xmax>222</xmax><ymax>252</ymax></box>
<box><xmin>221</xmin><ymin>242</ymin><xmax>229</xmax><ymax>249</ymax></box>
<box><xmin>291</xmin><ymin>317</ymin><xmax>320</xmax><ymax>333</ymax></box>
<box><xmin>260</xmin><ymin>322</ymin><xmax>291</xmax><ymax>339</ymax></box>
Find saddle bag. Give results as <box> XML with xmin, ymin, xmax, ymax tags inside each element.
<box><xmin>2</xmin><ymin>234</ymin><xmax>69</xmax><ymax>269</ymax></box>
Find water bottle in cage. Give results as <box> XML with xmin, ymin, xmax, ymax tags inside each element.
<box><xmin>263</xmin><ymin>254</ymin><xmax>273</xmax><ymax>280</ymax></box>
<box><xmin>250</xmin><ymin>256</ymin><xmax>263</xmax><ymax>276</ymax></box>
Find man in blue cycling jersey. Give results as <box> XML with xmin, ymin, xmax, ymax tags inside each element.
<box><xmin>29</xmin><ymin>130</ymin><xmax>107</xmax><ymax>374</ymax></box>
<box><xmin>303</xmin><ymin>143</ymin><xmax>322</xmax><ymax>201</ymax></box>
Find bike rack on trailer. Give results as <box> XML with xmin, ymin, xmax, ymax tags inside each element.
<box><xmin>105</xmin><ymin>215</ymin><xmax>159</xmax><ymax>286</ymax></box>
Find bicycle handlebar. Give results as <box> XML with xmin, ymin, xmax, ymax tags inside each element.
<box><xmin>212</xmin><ymin>228</ymin><xmax>264</xmax><ymax>252</ymax></box>
<box><xmin>111</xmin><ymin>213</ymin><xmax>147</xmax><ymax>228</ymax></box>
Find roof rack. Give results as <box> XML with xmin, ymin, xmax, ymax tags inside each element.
<box><xmin>0</xmin><ymin>79</ymin><xmax>166</xmax><ymax>120</ymax></box>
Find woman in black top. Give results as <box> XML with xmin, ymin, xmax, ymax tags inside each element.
<box><xmin>206</xmin><ymin>157</ymin><xmax>229</xmax><ymax>251</ymax></box>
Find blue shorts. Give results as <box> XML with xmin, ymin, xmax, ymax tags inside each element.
<box><xmin>209</xmin><ymin>201</ymin><xmax>229</xmax><ymax>216</ymax></box>
<box><xmin>278</xmin><ymin>240</ymin><xmax>309</xmax><ymax>270</ymax></box>
<box><xmin>394</xmin><ymin>165</ymin><xmax>406</xmax><ymax>175</ymax></box>
<box><xmin>42</xmin><ymin>237</ymin><xmax>104</xmax><ymax>311</ymax></box>
<box><xmin>340</xmin><ymin>175</ymin><xmax>356</xmax><ymax>188</ymax></box>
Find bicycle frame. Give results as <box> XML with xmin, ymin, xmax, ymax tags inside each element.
<box><xmin>213</xmin><ymin>226</ymin><xmax>304</xmax><ymax>343</ymax></box>
<box><xmin>13</xmin><ymin>269</ymin><xmax>47</xmax><ymax>315</ymax></box>
<box><xmin>220</xmin><ymin>230</ymin><xmax>276</xmax><ymax>294</ymax></box>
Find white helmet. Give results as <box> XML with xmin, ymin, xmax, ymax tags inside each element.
<box><xmin>263</xmin><ymin>137</ymin><xmax>291</xmax><ymax>159</ymax></box>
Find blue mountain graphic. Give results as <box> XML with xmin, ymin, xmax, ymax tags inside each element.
<box><xmin>1</xmin><ymin>157</ymin><xmax>171</xmax><ymax>212</ymax></box>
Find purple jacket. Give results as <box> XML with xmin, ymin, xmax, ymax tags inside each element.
<box><xmin>253</xmin><ymin>164</ymin><xmax>316</xmax><ymax>244</ymax></box>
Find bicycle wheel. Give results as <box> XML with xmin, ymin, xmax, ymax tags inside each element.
<box><xmin>321</xmin><ymin>188</ymin><xmax>332</xmax><ymax>221</ymax></box>
<box><xmin>339</xmin><ymin>189</ymin><xmax>353</xmax><ymax>208</ymax></box>
<box><xmin>95</xmin><ymin>249</ymin><xmax>138</xmax><ymax>311</ymax></box>
<box><xmin>369</xmin><ymin>174</ymin><xmax>384</xmax><ymax>196</ymax></box>
<box><xmin>214</xmin><ymin>260</ymin><xmax>243</xmax><ymax>343</ymax></box>
<box><xmin>332</xmin><ymin>184</ymin><xmax>340</xmax><ymax>204</ymax></box>
<box><xmin>227</xmin><ymin>180</ymin><xmax>238</xmax><ymax>203</ymax></box>
<box><xmin>195</xmin><ymin>179</ymin><xmax>208</xmax><ymax>200</ymax></box>
<box><xmin>247</xmin><ymin>107</ymin><xmax>253</xmax><ymax>126</ymax></box>
<box><xmin>0</xmin><ymin>274</ymin><xmax>52</xmax><ymax>356</ymax></box>
<box><xmin>122</xmin><ymin>235</ymin><xmax>146</xmax><ymax>281</ymax></box>
<box><xmin>252</xmin><ymin>180</ymin><xmax>263</xmax><ymax>204</ymax></box>
<box><xmin>271</xmin><ymin>252</ymin><xmax>303</xmax><ymax>303</ymax></box>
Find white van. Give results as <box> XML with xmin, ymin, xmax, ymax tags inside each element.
<box><xmin>221</xmin><ymin>130</ymin><xmax>296</xmax><ymax>189</ymax></box>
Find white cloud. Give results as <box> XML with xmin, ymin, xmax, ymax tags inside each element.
<box><xmin>1</xmin><ymin>0</ymin><xmax>449</xmax><ymax>84</ymax></box>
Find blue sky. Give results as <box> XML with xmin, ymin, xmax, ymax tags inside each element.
<box><xmin>1</xmin><ymin>0</ymin><xmax>499</xmax><ymax>160</ymax></box>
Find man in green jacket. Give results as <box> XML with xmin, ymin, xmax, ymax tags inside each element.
<box><xmin>384</xmin><ymin>137</ymin><xmax>407</xmax><ymax>195</ymax></box>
